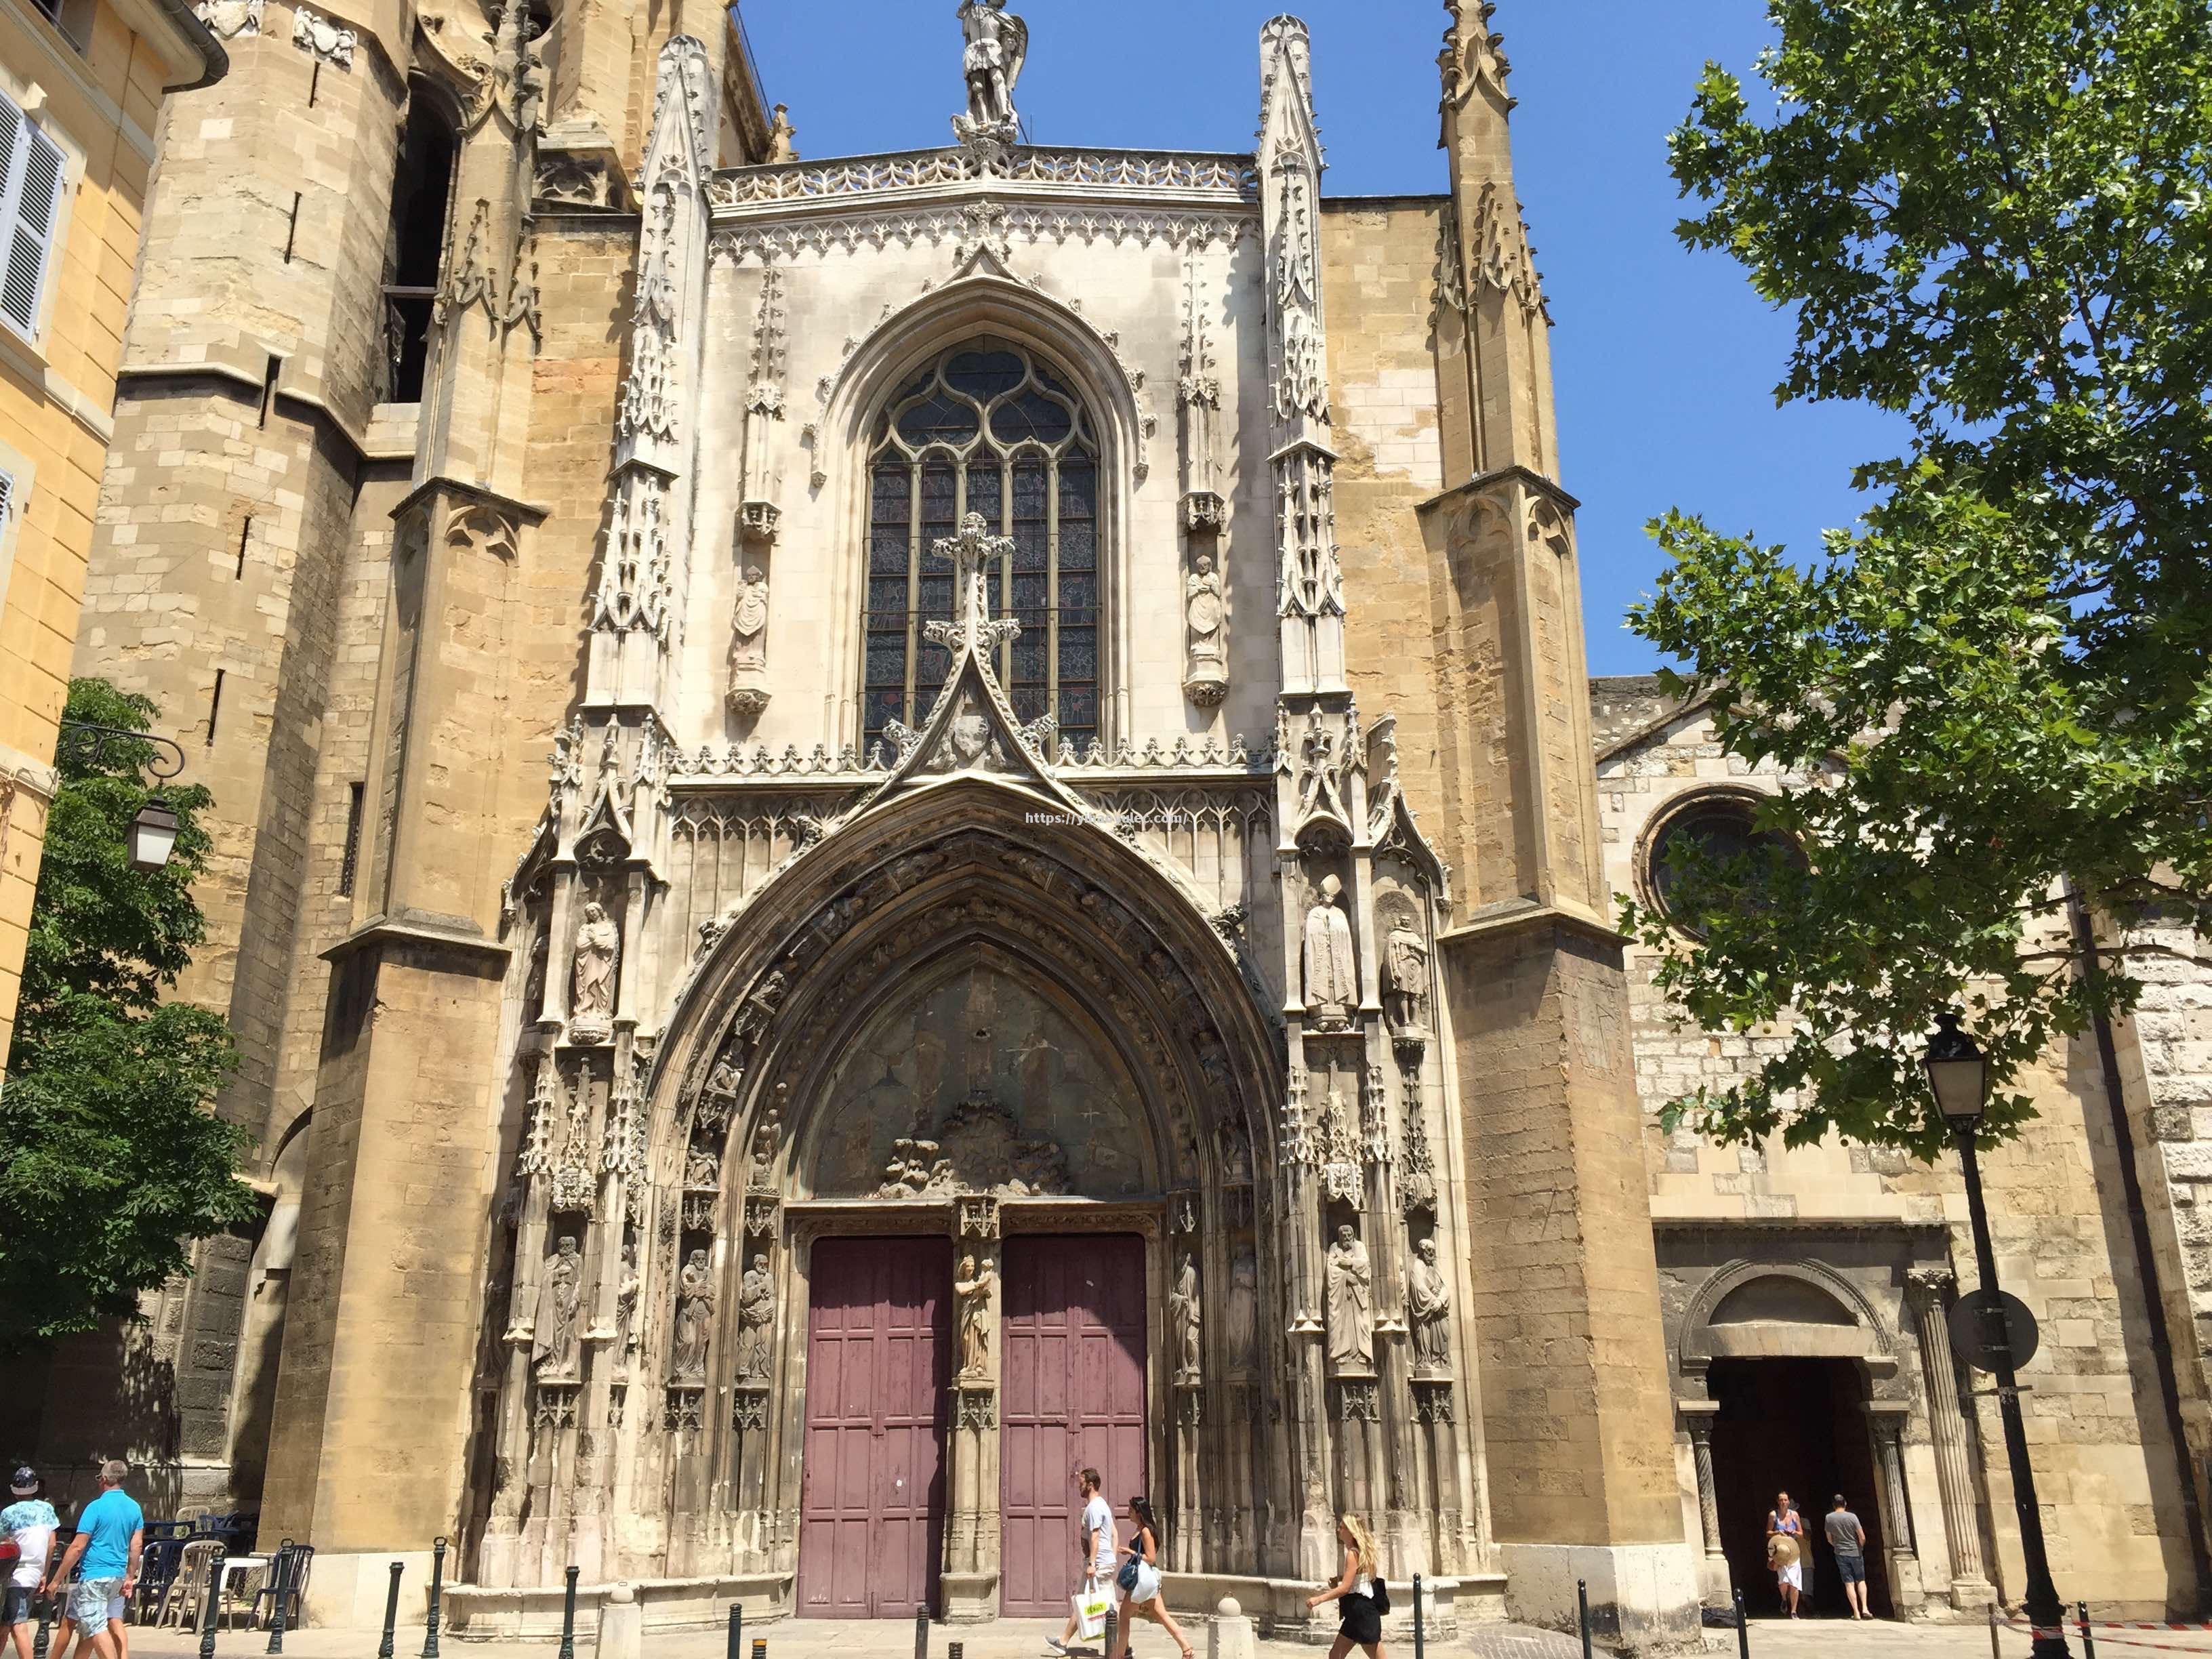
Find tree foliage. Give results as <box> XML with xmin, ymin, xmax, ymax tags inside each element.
<box><xmin>0</xmin><ymin>680</ymin><xmax>252</xmax><ymax>1346</ymax></box>
<box><xmin>1628</xmin><ymin>0</ymin><xmax>2212</xmax><ymax>1156</ymax></box>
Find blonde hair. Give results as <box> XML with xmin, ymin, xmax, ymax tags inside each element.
<box><xmin>1340</xmin><ymin>1514</ymin><xmax>1379</xmax><ymax>1574</ymax></box>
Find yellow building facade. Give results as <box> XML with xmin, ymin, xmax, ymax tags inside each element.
<box><xmin>0</xmin><ymin>0</ymin><xmax>222</xmax><ymax>1068</ymax></box>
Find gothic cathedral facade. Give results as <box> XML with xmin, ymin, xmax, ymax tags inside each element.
<box><xmin>22</xmin><ymin>0</ymin><xmax>2212</xmax><ymax>1644</ymax></box>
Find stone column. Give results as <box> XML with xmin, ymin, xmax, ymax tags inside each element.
<box><xmin>1679</xmin><ymin>1402</ymin><xmax>1725</xmax><ymax>1565</ymax></box>
<box><xmin>1907</xmin><ymin>1268</ymin><xmax>1998</xmax><ymax>1609</ymax></box>
<box><xmin>1865</xmin><ymin>1402</ymin><xmax>1925</xmax><ymax>1612</ymax></box>
<box><xmin>943</xmin><ymin>1198</ymin><xmax>1002</xmax><ymax>1620</ymax></box>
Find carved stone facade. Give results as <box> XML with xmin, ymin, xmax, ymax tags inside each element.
<box><xmin>91</xmin><ymin>0</ymin><xmax>2212</xmax><ymax>1645</ymax></box>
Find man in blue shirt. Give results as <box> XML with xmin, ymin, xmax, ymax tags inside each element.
<box><xmin>41</xmin><ymin>1462</ymin><xmax>140</xmax><ymax>1659</ymax></box>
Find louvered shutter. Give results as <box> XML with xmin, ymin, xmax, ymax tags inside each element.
<box><xmin>0</xmin><ymin>468</ymin><xmax>14</xmax><ymax>525</ymax></box>
<box><xmin>0</xmin><ymin>100</ymin><xmax>64</xmax><ymax>342</ymax></box>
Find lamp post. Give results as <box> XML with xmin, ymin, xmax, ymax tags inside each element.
<box><xmin>54</xmin><ymin>720</ymin><xmax>184</xmax><ymax>871</ymax></box>
<box><xmin>1926</xmin><ymin>1010</ymin><xmax>2071</xmax><ymax>1657</ymax></box>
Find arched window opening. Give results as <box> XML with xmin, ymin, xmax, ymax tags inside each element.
<box><xmin>382</xmin><ymin>85</ymin><xmax>459</xmax><ymax>403</ymax></box>
<box><xmin>862</xmin><ymin>339</ymin><xmax>1101</xmax><ymax>760</ymax></box>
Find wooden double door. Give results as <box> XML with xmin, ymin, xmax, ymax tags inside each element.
<box><xmin>796</xmin><ymin>1234</ymin><xmax>1147</xmax><ymax>1620</ymax></box>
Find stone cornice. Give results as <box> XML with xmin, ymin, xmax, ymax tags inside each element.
<box><xmin>710</xmin><ymin>146</ymin><xmax>1257</xmax><ymax>215</ymax></box>
<box><xmin>1418</xmin><ymin>464</ymin><xmax>1582</xmax><ymax>519</ymax></box>
<box><xmin>323</xmin><ymin>907</ymin><xmax>512</xmax><ymax>967</ymax></box>
<box><xmin>1438</xmin><ymin>895</ymin><xmax>1626</xmax><ymax>952</ymax></box>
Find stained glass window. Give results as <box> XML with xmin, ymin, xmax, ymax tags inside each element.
<box><xmin>862</xmin><ymin>340</ymin><xmax>1101</xmax><ymax>760</ymax></box>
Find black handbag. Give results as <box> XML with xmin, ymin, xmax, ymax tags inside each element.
<box><xmin>1370</xmin><ymin>1576</ymin><xmax>1391</xmax><ymax>1616</ymax></box>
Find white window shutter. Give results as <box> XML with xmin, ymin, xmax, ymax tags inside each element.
<box><xmin>0</xmin><ymin>468</ymin><xmax>14</xmax><ymax>525</ymax></box>
<box><xmin>0</xmin><ymin>105</ymin><xmax>63</xmax><ymax>342</ymax></box>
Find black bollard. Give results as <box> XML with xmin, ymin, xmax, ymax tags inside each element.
<box><xmin>198</xmin><ymin>1555</ymin><xmax>222</xmax><ymax>1659</ymax></box>
<box><xmin>726</xmin><ymin>1602</ymin><xmax>743</xmax><ymax>1659</ymax></box>
<box><xmin>33</xmin><ymin>1589</ymin><xmax>52</xmax><ymax>1659</ymax></box>
<box><xmin>752</xmin><ymin>1641</ymin><xmax>767</xmax><ymax>1659</ymax></box>
<box><xmin>947</xmin><ymin>1645</ymin><xmax>964</xmax><ymax>1659</ymax></box>
<box><xmin>2078</xmin><ymin>1602</ymin><xmax>2097</xmax><ymax>1658</ymax></box>
<box><xmin>420</xmin><ymin>1538</ymin><xmax>447</xmax><ymax>1659</ymax></box>
<box><xmin>266</xmin><ymin>1539</ymin><xmax>296</xmax><ymax>1654</ymax></box>
<box><xmin>1577</xmin><ymin>1579</ymin><xmax>1593</xmax><ymax>1659</ymax></box>
<box><xmin>1410</xmin><ymin>1573</ymin><xmax>1425</xmax><ymax>1659</ymax></box>
<box><xmin>555</xmin><ymin>1567</ymin><xmax>579</xmax><ymax>1659</ymax></box>
<box><xmin>912</xmin><ymin>1605</ymin><xmax>927</xmax><ymax>1659</ymax></box>
<box><xmin>1103</xmin><ymin>1606</ymin><xmax>1118</xmax><ymax>1658</ymax></box>
<box><xmin>1735</xmin><ymin>1589</ymin><xmax>1750</xmax><ymax>1659</ymax></box>
<box><xmin>379</xmin><ymin>1563</ymin><xmax>405</xmax><ymax>1659</ymax></box>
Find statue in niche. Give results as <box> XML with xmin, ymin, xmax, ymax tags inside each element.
<box><xmin>1408</xmin><ymin>1236</ymin><xmax>1451</xmax><ymax>1376</ymax></box>
<box><xmin>1296</xmin><ymin>713</ymin><xmax>1348</xmax><ymax>828</ymax></box>
<box><xmin>956</xmin><ymin>0</ymin><xmax>1027</xmax><ymax>136</ymax></box>
<box><xmin>1218</xmin><ymin>1122</ymin><xmax>1252</xmax><ymax>1185</ymax></box>
<box><xmin>1186</xmin><ymin>551</ymin><xmax>1226</xmax><ymax>670</ymax></box>
<box><xmin>735</xmin><ymin>1250</ymin><xmax>775</xmax><ymax>1381</ymax></box>
<box><xmin>730</xmin><ymin>565</ymin><xmax>770</xmax><ymax>676</ymax></box>
<box><xmin>746</xmin><ymin>1112</ymin><xmax>780</xmax><ymax>1193</ymax></box>
<box><xmin>699</xmin><ymin>1054</ymin><xmax>742</xmax><ymax>1132</ymax></box>
<box><xmin>954</xmin><ymin>1252</ymin><xmax>996</xmax><ymax>1379</ymax></box>
<box><xmin>571</xmin><ymin>901</ymin><xmax>619</xmax><ymax>1029</ymax></box>
<box><xmin>531</xmin><ymin>1235</ymin><xmax>583</xmax><ymax>1381</ymax></box>
<box><xmin>1303</xmin><ymin>875</ymin><xmax>1358</xmax><ymax>1029</ymax></box>
<box><xmin>1170</xmin><ymin>1252</ymin><xmax>1202</xmax><ymax>1382</ymax></box>
<box><xmin>1227</xmin><ymin>1246</ymin><xmax>1258</xmax><ymax>1368</ymax></box>
<box><xmin>671</xmin><ymin>1248</ymin><xmax>714</xmax><ymax>1383</ymax></box>
<box><xmin>684</xmin><ymin>1147</ymin><xmax>720</xmax><ymax>1190</ymax></box>
<box><xmin>613</xmin><ymin>1239</ymin><xmax>640</xmax><ymax>1364</ymax></box>
<box><xmin>1384</xmin><ymin>912</ymin><xmax>1431</xmax><ymax>1034</ymax></box>
<box><xmin>1325</xmin><ymin>1223</ymin><xmax>1374</xmax><ymax>1374</ymax></box>
<box><xmin>766</xmin><ymin>104</ymin><xmax>799</xmax><ymax>163</ymax></box>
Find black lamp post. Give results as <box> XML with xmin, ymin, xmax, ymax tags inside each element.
<box><xmin>1926</xmin><ymin>1010</ymin><xmax>2071</xmax><ymax>1656</ymax></box>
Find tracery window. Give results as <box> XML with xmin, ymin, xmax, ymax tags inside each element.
<box><xmin>863</xmin><ymin>340</ymin><xmax>1101</xmax><ymax>759</ymax></box>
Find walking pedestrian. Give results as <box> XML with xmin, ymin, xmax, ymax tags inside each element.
<box><xmin>1046</xmin><ymin>1468</ymin><xmax>1115</xmax><ymax>1656</ymax></box>
<box><xmin>1826</xmin><ymin>1494</ymin><xmax>1871</xmax><ymax>1620</ymax></box>
<box><xmin>2</xmin><ymin>1469</ymin><xmax>58</xmax><ymax>1659</ymax></box>
<box><xmin>41</xmin><ymin>1462</ymin><xmax>141</xmax><ymax>1659</ymax></box>
<box><xmin>1765</xmin><ymin>1490</ymin><xmax>1805</xmax><ymax>1619</ymax></box>
<box><xmin>1305</xmin><ymin>1513</ymin><xmax>1389</xmax><ymax>1659</ymax></box>
<box><xmin>1108</xmin><ymin>1497</ymin><xmax>1191</xmax><ymax>1659</ymax></box>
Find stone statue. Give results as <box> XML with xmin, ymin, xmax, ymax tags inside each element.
<box><xmin>1169</xmin><ymin>1252</ymin><xmax>1202</xmax><ymax>1380</ymax></box>
<box><xmin>1227</xmin><ymin>1246</ymin><xmax>1258</xmax><ymax>1368</ymax></box>
<box><xmin>746</xmin><ymin>1112</ymin><xmax>780</xmax><ymax>1193</ymax></box>
<box><xmin>671</xmin><ymin>1248</ymin><xmax>714</xmax><ymax>1383</ymax></box>
<box><xmin>684</xmin><ymin>1147</ymin><xmax>720</xmax><ymax>1189</ymax></box>
<box><xmin>954</xmin><ymin>1252</ymin><xmax>996</xmax><ymax>1379</ymax></box>
<box><xmin>1185</xmin><ymin>551</ymin><xmax>1226</xmax><ymax>669</ymax></box>
<box><xmin>735</xmin><ymin>1250</ymin><xmax>775</xmax><ymax>1381</ymax></box>
<box><xmin>730</xmin><ymin>565</ymin><xmax>770</xmax><ymax>673</ymax></box>
<box><xmin>531</xmin><ymin>1235</ymin><xmax>583</xmax><ymax>1380</ymax></box>
<box><xmin>1303</xmin><ymin>875</ymin><xmax>1358</xmax><ymax>1028</ymax></box>
<box><xmin>766</xmin><ymin>104</ymin><xmax>798</xmax><ymax>163</ymax></box>
<box><xmin>956</xmin><ymin>0</ymin><xmax>1027</xmax><ymax>136</ymax></box>
<box><xmin>1384</xmin><ymin>915</ymin><xmax>1431</xmax><ymax>1033</ymax></box>
<box><xmin>571</xmin><ymin>901</ymin><xmax>619</xmax><ymax>1027</ymax></box>
<box><xmin>613</xmin><ymin>1240</ymin><xmax>640</xmax><ymax>1363</ymax></box>
<box><xmin>1325</xmin><ymin>1224</ymin><xmax>1374</xmax><ymax>1373</ymax></box>
<box><xmin>1408</xmin><ymin>1237</ymin><xmax>1451</xmax><ymax>1375</ymax></box>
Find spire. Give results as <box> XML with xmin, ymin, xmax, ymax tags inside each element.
<box><xmin>1435</xmin><ymin>0</ymin><xmax>1558</xmax><ymax>484</ymax></box>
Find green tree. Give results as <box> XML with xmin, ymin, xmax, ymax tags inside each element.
<box><xmin>0</xmin><ymin>679</ymin><xmax>253</xmax><ymax>1346</ymax></box>
<box><xmin>1628</xmin><ymin>0</ymin><xmax>2212</xmax><ymax>1156</ymax></box>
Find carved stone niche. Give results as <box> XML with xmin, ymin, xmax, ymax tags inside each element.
<box><xmin>739</xmin><ymin>501</ymin><xmax>781</xmax><ymax>547</ymax></box>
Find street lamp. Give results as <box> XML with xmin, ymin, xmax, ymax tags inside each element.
<box><xmin>127</xmin><ymin>800</ymin><xmax>180</xmax><ymax>872</ymax></box>
<box><xmin>1926</xmin><ymin>1010</ymin><xmax>2072</xmax><ymax>1657</ymax></box>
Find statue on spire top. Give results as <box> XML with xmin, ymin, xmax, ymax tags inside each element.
<box><xmin>955</xmin><ymin>0</ymin><xmax>1028</xmax><ymax>156</ymax></box>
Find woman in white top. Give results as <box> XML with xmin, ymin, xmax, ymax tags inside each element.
<box><xmin>1306</xmin><ymin>1513</ymin><xmax>1387</xmax><ymax>1658</ymax></box>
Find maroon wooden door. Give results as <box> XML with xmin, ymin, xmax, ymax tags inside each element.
<box><xmin>798</xmin><ymin>1237</ymin><xmax>952</xmax><ymax>1619</ymax></box>
<box><xmin>999</xmin><ymin>1235</ymin><xmax>1147</xmax><ymax>1617</ymax></box>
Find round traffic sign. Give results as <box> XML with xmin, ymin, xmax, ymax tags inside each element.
<box><xmin>1948</xmin><ymin>1289</ymin><xmax>2041</xmax><ymax>1374</ymax></box>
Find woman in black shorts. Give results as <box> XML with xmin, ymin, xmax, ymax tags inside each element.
<box><xmin>1304</xmin><ymin>1513</ymin><xmax>1387</xmax><ymax>1658</ymax></box>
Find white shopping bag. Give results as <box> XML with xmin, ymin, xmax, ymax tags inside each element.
<box><xmin>1071</xmin><ymin>1578</ymin><xmax>1111</xmax><ymax>1641</ymax></box>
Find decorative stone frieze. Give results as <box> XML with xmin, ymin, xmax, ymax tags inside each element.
<box><xmin>289</xmin><ymin>5</ymin><xmax>354</xmax><ymax>67</ymax></box>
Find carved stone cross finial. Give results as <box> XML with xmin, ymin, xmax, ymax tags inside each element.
<box><xmin>928</xmin><ymin>511</ymin><xmax>1020</xmax><ymax>655</ymax></box>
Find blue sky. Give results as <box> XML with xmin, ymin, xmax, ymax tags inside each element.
<box><xmin>741</xmin><ymin>1</ymin><xmax>1906</xmax><ymax>676</ymax></box>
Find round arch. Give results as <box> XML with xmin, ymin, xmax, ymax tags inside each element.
<box><xmin>816</xmin><ymin>270</ymin><xmax>1155</xmax><ymax>750</ymax></box>
<box><xmin>1680</xmin><ymin>1258</ymin><xmax>1901</xmax><ymax>1383</ymax></box>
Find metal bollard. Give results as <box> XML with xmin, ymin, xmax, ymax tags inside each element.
<box><xmin>1412</xmin><ymin>1573</ymin><xmax>1425</xmax><ymax>1659</ymax></box>
<box><xmin>555</xmin><ymin>1566</ymin><xmax>579</xmax><ymax>1659</ymax></box>
<box><xmin>2079</xmin><ymin>1601</ymin><xmax>2097</xmax><ymax>1658</ymax></box>
<box><xmin>379</xmin><ymin>1562</ymin><xmax>405</xmax><ymax>1659</ymax></box>
<box><xmin>266</xmin><ymin>1539</ymin><xmax>295</xmax><ymax>1655</ymax></box>
<box><xmin>1103</xmin><ymin>1606</ymin><xmax>1118</xmax><ymax>1658</ymax></box>
<box><xmin>726</xmin><ymin>1603</ymin><xmax>743</xmax><ymax>1659</ymax></box>
<box><xmin>1734</xmin><ymin>1589</ymin><xmax>1750</xmax><ymax>1659</ymax></box>
<box><xmin>912</xmin><ymin>1604</ymin><xmax>927</xmax><ymax>1659</ymax></box>
<box><xmin>948</xmin><ymin>1645</ymin><xmax>964</xmax><ymax>1659</ymax></box>
<box><xmin>30</xmin><ymin>1595</ymin><xmax>50</xmax><ymax>1659</ymax></box>
<box><xmin>751</xmin><ymin>1641</ymin><xmax>766</xmax><ymax>1659</ymax></box>
<box><xmin>1986</xmin><ymin>1600</ymin><xmax>2001</xmax><ymax>1659</ymax></box>
<box><xmin>420</xmin><ymin>1537</ymin><xmax>447</xmax><ymax>1659</ymax></box>
<box><xmin>1577</xmin><ymin>1579</ymin><xmax>1593</xmax><ymax>1659</ymax></box>
<box><xmin>198</xmin><ymin>1557</ymin><xmax>222</xmax><ymax>1659</ymax></box>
